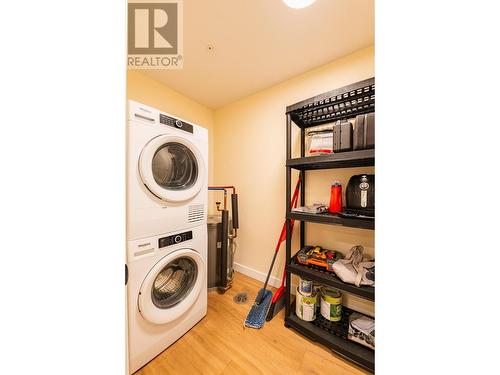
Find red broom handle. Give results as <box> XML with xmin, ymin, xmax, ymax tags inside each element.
<box><xmin>276</xmin><ymin>178</ymin><xmax>301</xmax><ymax>247</ymax></box>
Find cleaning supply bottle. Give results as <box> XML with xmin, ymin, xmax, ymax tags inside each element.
<box><xmin>328</xmin><ymin>181</ymin><xmax>342</xmax><ymax>213</ymax></box>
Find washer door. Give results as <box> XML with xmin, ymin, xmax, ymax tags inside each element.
<box><xmin>138</xmin><ymin>249</ymin><xmax>205</xmax><ymax>325</ymax></box>
<box><xmin>139</xmin><ymin>135</ymin><xmax>205</xmax><ymax>202</ymax></box>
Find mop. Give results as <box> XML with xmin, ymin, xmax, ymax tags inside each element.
<box><xmin>244</xmin><ymin>179</ymin><xmax>300</xmax><ymax>329</ymax></box>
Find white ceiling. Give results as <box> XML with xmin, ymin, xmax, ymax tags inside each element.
<box><xmin>141</xmin><ymin>0</ymin><xmax>374</xmax><ymax>109</ymax></box>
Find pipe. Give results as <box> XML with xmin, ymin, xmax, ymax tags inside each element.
<box><xmin>231</xmin><ymin>193</ymin><xmax>239</xmax><ymax>229</ymax></box>
<box><xmin>208</xmin><ymin>186</ymin><xmax>238</xmax><ymax>239</ymax></box>
<box><xmin>209</xmin><ymin>186</ymin><xmax>236</xmax><ymax>211</ymax></box>
<box><xmin>208</xmin><ymin>187</ymin><xmax>228</xmax><ymax>210</ymax></box>
<box><xmin>219</xmin><ymin>209</ymin><xmax>229</xmax><ymax>290</ymax></box>
<box><xmin>208</xmin><ymin>186</ymin><xmax>239</xmax><ymax>293</ymax></box>
<box><xmin>229</xmin><ymin>194</ymin><xmax>239</xmax><ymax>239</ymax></box>
<box><xmin>210</xmin><ymin>185</ymin><xmax>235</xmax><ymax>195</ymax></box>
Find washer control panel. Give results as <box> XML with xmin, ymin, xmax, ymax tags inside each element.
<box><xmin>159</xmin><ymin>113</ymin><xmax>194</xmax><ymax>134</ymax></box>
<box><xmin>159</xmin><ymin>231</ymin><xmax>193</xmax><ymax>248</ymax></box>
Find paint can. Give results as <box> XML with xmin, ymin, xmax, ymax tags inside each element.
<box><xmin>320</xmin><ymin>288</ymin><xmax>342</xmax><ymax>322</ymax></box>
<box><xmin>298</xmin><ymin>278</ymin><xmax>313</xmax><ymax>296</ymax></box>
<box><xmin>295</xmin><ymin>287</ymin><xmax>317</xmax><ymax>322</ymax></box>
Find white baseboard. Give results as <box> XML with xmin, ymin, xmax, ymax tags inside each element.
<box><xmin>233</xmin><ymin>262</ymin><xmax>282</xmax><ymax>288</ymax></box>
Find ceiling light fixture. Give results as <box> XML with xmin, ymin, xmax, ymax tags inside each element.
<box><xmin>283</xmin><ymin>0</ymin><xmax>316</xmax><ymax>9</ymax></box>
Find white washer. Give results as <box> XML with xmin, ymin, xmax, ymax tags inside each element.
<box><xmin>127</xmin><ymin>225</ymin><xmax>207</xmax><ymax>374</ymax></box>
<box><xmin>127</xmin><ymin>100</ymin><xmax>208</xmax><ymax>241</ymax></box>
<box><xmin>126</xmin><ymin>101</ymin><xmax>208</xmax><ymax>373</ymax></box>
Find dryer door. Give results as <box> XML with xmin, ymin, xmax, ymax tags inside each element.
<box><xmin>139</xmin><ymin>135</ymin><xmax>205</xmax><ymax>202</ymax></box>
<box><xmin>138</xmin><ymin>249</ymin><xmax>205</xmax><ymax>325</ymax></box>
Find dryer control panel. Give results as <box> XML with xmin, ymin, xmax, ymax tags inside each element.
<box><xmin>159</xmin><ymin>113</ymin><xmax>194</xmax><ymax>134</ymax></box>
<box><xmin>159</xmin><ymin>230</ymin><xmax>193</xmax><ymax>248</ymax></box>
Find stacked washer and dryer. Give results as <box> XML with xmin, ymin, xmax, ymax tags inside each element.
<box><xmin>126</xmin><ymin>101</ymin><xmax>208</xmax><ymax>374</ymax></box>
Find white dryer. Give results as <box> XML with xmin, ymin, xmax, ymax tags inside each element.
<box><xmin>127</xmin><ymin>225</ymin><xmax>207</xmax><ymax>374</ymax></box>
<box><xmin>127</xmin><ymin>100</ymin><xmax>208</xmax><ymax>241</ymax></box>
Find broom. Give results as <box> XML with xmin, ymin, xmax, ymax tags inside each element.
<box><xmin>266</xmin><ymin>193</ymin><xmax>301</xmax><ymax>322</ymax></box>
<box><xmin>266</xmin><ymin>268</ymin><xmax>287</xmax><ymax>321</ymax></box>
<box><xmin>244</xmin><ymin>179</ymin><xmax>300</xmax><ymax>329</ymax></box>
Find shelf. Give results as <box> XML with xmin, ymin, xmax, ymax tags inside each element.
<box><xmin>286</xmin><ymin>78</ymin><xmax>375</xmax><ymax>113</ymax></box>
<box><xmin>286</xmin><ymin>77</ymin><xmax>375</xmax><ymax>128</ymax></box>
<box><xmin>287</xmin><ymin>149</ymin><xmax>374</xmax><ymax>170</ymax></box>
<box><xmin>287</xmin><ymin>257</ymin><xmax>374</xmax><ymax>301</ymax></box>
<box><xmin>288</xmin><ymin>211</ymin><xmax>374</xmax><ymax>230</ymax></box>
<box><xmin>285</xmin><ymin>309</ymin><xmax>374</xmax><ymax>373</ymax></box>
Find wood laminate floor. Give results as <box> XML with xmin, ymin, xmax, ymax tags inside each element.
<box><xmin>136</xmin><ymin>272</ymin><xmax>370</xmax><ymax>375</ymax></box>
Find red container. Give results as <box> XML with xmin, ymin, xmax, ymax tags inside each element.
<box><xmin>329</xmin><ymin>182</ymin><xmax>342</xmax><ymax>213</ymax></box>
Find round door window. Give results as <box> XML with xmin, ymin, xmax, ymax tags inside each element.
<box><xmin>151</xmin><ymin>256</ymin><xmax>198</xmax><ymax>309</ymax></box>
<box><xmin>152</xmin><ymin>143</ymin><xmax>198</xmax><ymax>191</ymax></box>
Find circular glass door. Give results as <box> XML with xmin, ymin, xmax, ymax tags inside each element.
<box><xmin>151</xmin><ymin>257</ymin><xmax>197</xmax><ymax>309</ymax></box>
<box><xmin>152</xmin><ymin>143</ymin><xmax>198</xmax><ymax>191</ymax></box>
<box><xmin>139</xmin><ymin>135</ymin><xmax>205</xmax><ymax>202</ymax></box>
<box><xmin>138</xmin><ymin>249</ymin><xmax>205</xmax><ymax>325</ymax></box>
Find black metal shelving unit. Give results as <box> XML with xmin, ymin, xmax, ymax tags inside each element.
<box><xmin>284</xmin><ymin>77</ymin><xmax>375</xmax><ymax>373</ymax></box>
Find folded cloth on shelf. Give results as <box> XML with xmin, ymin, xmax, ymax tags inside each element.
<box><xmin>331</xmin><ymin>245</ymin><xmax>374</xmax><ymax>287</ymax></box>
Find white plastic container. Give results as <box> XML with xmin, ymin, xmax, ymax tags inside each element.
<box><xmin>305</xmin><ymin>123</ymin><xmax>334</xmax><ymax>156</ymax></box>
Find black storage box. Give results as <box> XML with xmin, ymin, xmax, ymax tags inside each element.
<box><xmin>333</xmin><ymin>120</ymin><xmax>353</xmax><ymax>152</ymax></box>
<box><xmin>353</xmin><ymin>112</ymin><xmax>375</xmax><ymax>150</ymax></box>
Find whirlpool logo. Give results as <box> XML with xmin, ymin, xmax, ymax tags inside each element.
<box><xmin>128</xmin><ymin>1</ymin><xmax>183</xmax><ymax>69</ymax></box>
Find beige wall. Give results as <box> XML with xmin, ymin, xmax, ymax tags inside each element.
<box><xmin>127</xmin><ymin>46</ymin><xmax>375</xmax><ymax>315</ymax></box>
<box><xmin>214</xmin><ymin>46</ymin><xmax>375</xmax><ymax>315</ymax></box>
<box><xmin>126</xmin><ymin>70</ymin><xmax>215</xmax><ymax>212</ymax></box>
